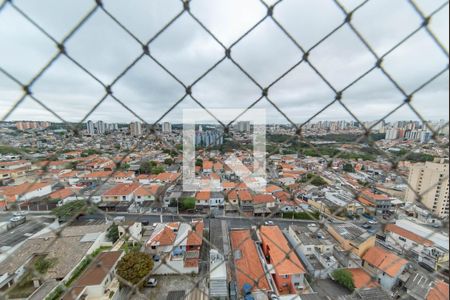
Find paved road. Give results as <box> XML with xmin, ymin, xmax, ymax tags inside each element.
<box><xmin>0</xmin><ymin>219</ymin><xmax>47</xmax><ymax>248</ymax></box>
<box><xmin>75</xmin><ymin>212</ymin><xmax>319</xmax><ymax>231</ymax></box>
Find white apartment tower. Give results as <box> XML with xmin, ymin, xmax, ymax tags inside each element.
<box><xmin>405</xmin><ymin>158</ymin><xmax>449</xmax><ymax>218</ymax></box>
<box><xmin>130</xmin><ymin>122</ymin><xmax>142</xmax><ymax>136</ymax></box>
<box><xmin>162</xmin><ymin>122</ymin><xmax>172</xmax><ymax>133</ymax></box>
<box><xmin>237</xmin><ymin>121</ymin><xmax>251</xmax><ymax>132</ymax></box>
<box><xmin>87</xmin><ymin>120</ymin><xmax>95</xmax><ymax>135</ymax></box>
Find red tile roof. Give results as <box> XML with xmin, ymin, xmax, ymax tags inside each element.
<box><xmin>49</xmin><ymin>188</ymin><xmax>75</xmax><ymax>200</ymax></box>
<box><xmin>427</xmin><ymin>280</ymin><xmax>449</xmax><ymax>300</ymax></box>
<box><xmin>253</xmin><ymin>194</ymin><xmax>275</xmax><ymax>204</ymax></box>
<box><xmin>187</xmin><ymin>221</ymin><xmax>204</xmax><ymax>247</ymax></box>
<box><xmin>362</xmin><ymin>246</ymin><xmax>408</xmax><ymax>277</ymax></box>
<box><xmin>196</xmin><ymin>191</ymin><xmax>211</xmax><ymax>201</ymax></box>
<box><xmin>230</xmin><ymin>230</ymin><xmax>270</xmax><ymax>293</ymax></box>
<box><xmin>260</xmin><ymin>226</ymin><xmax>306</xmax><ymax>275</ymax></box>
<box><xmin>103</xmin><ymin>183</ymin><xmax>140</xmax><ymax>196</ymax></box>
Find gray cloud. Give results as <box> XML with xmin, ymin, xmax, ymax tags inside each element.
<box><xmin>0</xmin><ymin>0</ymin><xmax>448</xmax><ymax>125</ymax></box>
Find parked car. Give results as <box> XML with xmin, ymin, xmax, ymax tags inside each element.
<box><xmin>368</xmin><ymin>220</ymin><xmax>378</xmax><ymax>225</ymax></box>
<box><xmin>144</xmin><ymin>278</ymin><xmax>158</xmax><ymax>288</ymax></box>
<box><xmin>264</xmin><ymin>221</ymin><xmax>274</xmax><ymax>226</ymax></box>
<box><xmin>362</xmin><ymin>223</ymin><xmax>371</xmax><ymax>229</ymax></box>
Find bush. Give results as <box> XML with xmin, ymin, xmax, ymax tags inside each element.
<box><xmin>301</xmin><ymin>174</ymin><xmax>328</xmax><ymax>187</ymax></box>
<box><xmin>332</xmin><ymin>269</ymin><xmax>355</xmax><ymax>292</ymax></box>
<box><xmin>107</xmin><ymin>224</ymin><xmax>119</xmax><ymax>243</ymax></box>
<box><xmin>343</xmin><ymin>163</ymin><xmax>355</xmax><ymax>173</ymax></box>
<box><xmin>52</xmin><ymin>200</ymin><xmax>86</xmax><ymax>222</ymax></box>
<box><xmin>45</xmin><ymin>285</ymin><xmax>65</xmax><ymax>300</ymax></box>
<box><xmin>116</xmin><ymin>252</ymin><xmax>154</xmax><ymax>286</ymax></box>
<box><xmin>34</xmin><ymin>257</ymin><xmax>56</xmax><ymax>274</ymax></box>
<box><xmin>65</xmin><ymin>257</ymin><xmax>92</xmax><ymax>287</ymax></box>
<box><xmin>179</xmin><ymin>197</ymin><xmax>196</xmax><ymax>211</ymax></box>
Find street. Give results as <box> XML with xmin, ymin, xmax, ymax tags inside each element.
<box><xmin>0</xmin><ymin>218</ymin><xmax>47</xmax><ymax>248</ymax></box>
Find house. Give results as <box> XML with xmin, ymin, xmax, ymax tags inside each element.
<box><xmin>154</xmin><ymin>172</ymin><xmax>181</xmax><ymax>183</ymax></box>
<box><xmin>50</xmin><ymin>188</ymin><xmax>78</xmax><ymax>205</ymax></box>
<box><xmin>362</xmin><ymin>246</ymin><xmax>409</xmax><ymax>291</ymax></box>
<box><xmin>210</xmin><ymin>192</ymin><xmax>225</xmax><ymax>207</ymax></box>
<box><xmin>113</xmin><ymin>171</ymin><xmax>135</xmax><ymax>183</ymax></box>
<box><xmin>203</xmin><ymin>161</ymin><xmax>213</xmax><ymax>174</ymax></box>
<box><xmin>0</xmin><ymin>182</ymin><xmax>52</xmax><ymax>208</ymax></box>
<box><xmin>134</xmin><ymin>185</ymin><xmax>159</xmax><ymax>204</ymax></box>
<box><xmin>82</xmin><ymin>171</ymin><xmax>113</xmax><ymax>181</ymax></box>
<box><xmin>358</xmin><ymin>189</ymin><xmax>392</xmax><ymax>215</ymax></box>
<box><xmin>63</xmin><ymin>251</ymin><xmax>123</xmax><ymax>300</ymax></box>
<box><xmin>253</xmin><ymin>194</ymin><xmax>275</xmax><ymax>216</ymax></box>
<box><xmin>326</xmin><ymin>223</ymin><xmax>375</xmax><ymax>257</ymax></box>
<box><xmin>230</xmin><ymin>229</ymin><xmax>271</xmax><ymax>296</ymax></box>
<box><xmin>0</xmin><ymin>160</ymin><xmax>31</xmax><ymax>171</ymax></box>
<box><xmin>259</xmin><ymin>225</ymin><xmax>307</xmax><ymax>295</ymax></box>
<box><xmin>145</xmin><ymin>221</ymin><xmax>204</xmax><ymax>274</ymax></box>
<box><xmin>227</xmin><ymin>190</ymin><xmax>239</xmax><ymax>207</ymax></box>
<box><xmin>195</xmin><ymin>191</ymin><xmax>210</xmax><ymax>208</ymax></box>
<box><xmin>286</xmin><ymin>225</ymin><xmax>338</xmax><ymax>279</ymax></box>
<box><xmin>385</xmin><ymin>223</ymin><xmax>448</xmax><ymax>270</ymax></box>
<box><xmin>239</xmin><ymin>190</ymin><xmax>253</xmax><ymax>213</ymax></box>
<box><xmin>102</xmin><ymin>183</ymin><xmax>141</xmax><ymax>202</ymax></box>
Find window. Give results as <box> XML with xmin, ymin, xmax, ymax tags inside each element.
<box><xmin>281</xmin><ymin>275</ymin><xmax>289</xmax><ymax>279</ymax></box>
<box><xmin>399</xmin><ymin>237</ymin><xmax>406</xmax><ymax>242</ymax></box>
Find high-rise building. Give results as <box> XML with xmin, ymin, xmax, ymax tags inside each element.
<box><xmin>385</xmin><ymin>128</ymin><xmax>399</xmax><ymax>140</ymax></box>
<box><xmin>95</xmin><ymin>121</ymin><xmax>105</xmax><ymax>135</ymax></box>
<box><xmin>162</xmin><ymin>122</ymin><xmax>172</xmax><ymax>133</ymax></box>
<box><xmin>237</xmin><ymin>121</ymin><xmax>251</xmax><ymax>132</ymax></box>
<box><xmin>130</xmin><ymin>122</ymin><xmax>142</xmax><ymax>136</ymax></box>
<box><xmin>405</xmin><ymin>159</ymin><xmax>449</xmax><ymax>218</ymax></box>
<box><xmin>87</xmin><ymin>120</ymin><xmax>95</xmax><ymax>135</ymax></box>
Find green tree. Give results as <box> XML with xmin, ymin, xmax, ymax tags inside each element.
<box><xmin>52</xmin><ymin>200</ymin><xmax>86</xmax><ymax>222</ymax></box>
<box><xmin>116</xmin><ymin>252</ymin><xmax>154</xmax><ymax>286</ymax></box>
<box><xmin>343</xmin><ymin>163</ymin><xmax>355</xmax><ymax>173</ymax></box>
<box><xmin>332</xmin><ymin>269</ymin><xmax>355</xmax><ymax>292</ymax></box>
<box><xmin>34</xmin><ymin>257</ymin><xmax>56</xmax><ymax>274</ymax></box>
<box><xmin>164</xmin><ymin>158</ymin><xmax>174</xmax><ymax>165</ymax></box>
<box><xmin>179</xmin><ymin>197</ymin><xmax>196</xmax><ymax>211</ymax></box>
<box><xmin>195</xmin><ymin>159</ymin><xmax>203</xmax><ymax>167</ymax></box>
<box><xmin>107</xmin><ymin>224</ymin><xmax>119</xmax><ymax>243</ymax></box>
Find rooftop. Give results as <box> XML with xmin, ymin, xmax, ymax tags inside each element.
<box><xmin>362</xmin><ymin>246</ymin><xmax>408</xmax><ymax>278</ymax></box>
<box><xmin>260</xmin><ymin>225</ymin><xmax>306</xmax><ymax>275</ymax></box>
<box><xmin>230</xmin><ymin>229</ymin><xmax>270</xmax><ymax>293</ymax></box>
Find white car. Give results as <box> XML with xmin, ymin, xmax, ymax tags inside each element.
<box><xmin>264</xmin><ymin>221</ymin><xmax>274</xmax><ymax>226</ymax></box>
<box><xmin>144</xmin><ymin>278</ymin><xmax>158</xmax><ymax>288</ymax></box>
<box><xmin>368</xmin><ymin>220</ymin><xmax>378</xmax><ymax>225</ymax></box>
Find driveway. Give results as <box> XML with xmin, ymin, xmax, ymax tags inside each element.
<box><xmin>311</xmin><ymin>279</ymin><xmax>352</xmax><ymax>299</ymax></box>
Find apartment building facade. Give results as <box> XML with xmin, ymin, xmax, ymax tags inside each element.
<box><xmin>405</xmin><ymin>159</ymin><xmax>449</xmax><ymax>218</ymax></box>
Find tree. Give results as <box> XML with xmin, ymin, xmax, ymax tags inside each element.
<box><xmin>195</xmin><ymin>159</ymin><xmax>203</xmax><ymax>167</ymax></box>
<box><xmin>107</xmin><ymin>224</ymin><xmax>119</xmax><ymax>243</ymax></box>
<box><xmin>164</xmin><ymin>158</ymin><xmax>174</xmax><ymax>165</ymax></box>
<box><xmin>179</xmin><ymin>197</ymin><xmax>196</xmax><ymax>211</ymax></box>
<box><xmin>34</xmin><ymin>257</ymin><xmax>56</xmax><ymax>274</ymax></box>
<box><xmin>332</xmin><ymin>269</ymin><xmax>355</xmax><ymax>292</ymax></box>
<box><xmin>343</xmin><ymin>163</ymin><xmax>355</xmax><ymax>173</ymax></box>
<box><xmin>139</xmin><ymin>161</ymin><xmax>160</xmax><ymax>174</ymax></box>
<box><xmin>116</xmin><ymin>252</ymin><xmax>154</xmax><ymax>286</ymax></box>
<box><xmin>52</xmin><ymin>200</ymin><xmax>86</xmax><ymax>222</ymax></box>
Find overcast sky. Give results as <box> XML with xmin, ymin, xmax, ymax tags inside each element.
<box><xmin>0</xmin><ymin>0</ymin><xmax>448</xmax><ymax>125</ymax></box>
